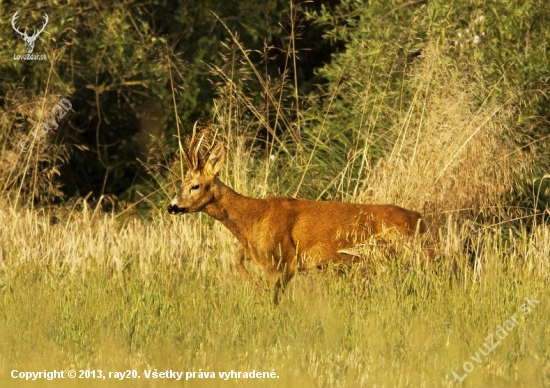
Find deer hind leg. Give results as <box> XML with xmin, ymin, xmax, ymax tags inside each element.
<box><xmin>422</xmin><ymin>243</ymin><xmax>437</xmax><ymax>261</ymax></box>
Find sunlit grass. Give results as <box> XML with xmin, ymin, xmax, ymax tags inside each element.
<box><xmin>0</xmin><ymin>206</ymin><xmax>548</xmax><ymax>387</ymax></box>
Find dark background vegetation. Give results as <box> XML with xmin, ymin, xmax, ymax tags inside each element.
<box><xmin>1</xmin><ymin>0</ymin><xmax>548</xmax><ymax>219</ymax></box>
<box><xmin>1</xmin><ymin>0</ymin><xmax>341</xmax><ymax>201</ymax></box>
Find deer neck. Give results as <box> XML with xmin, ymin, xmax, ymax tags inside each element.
<box><xmin>203</xmin><ymin>177</ymin><xmax>262</xmax><ymax>244</ymax></box>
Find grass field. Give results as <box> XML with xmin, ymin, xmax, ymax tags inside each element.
<box><xmin>0</xmin><ymin>205</ymin><xmax>548</xmax><ymax>387</ymax></box>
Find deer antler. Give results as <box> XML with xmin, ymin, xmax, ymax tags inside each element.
<box><xmin>11</xmin><ymin>12</ymin><xmax>27</xmax><ymax>38</ymax></box>
<box><xmin>182</xmin><ymin>123</ymin><xmax>220</xmax><ymax>171</ymax></box>
<box><xmin>30</xmin><ymin>13</ymin><xmax>49</xmax><ymax>40</ymax></box>
<box><xmin>184</xmin><ymin>123</ymin><xmax>205</xmax><ymax>171</ymax></box>
<box><xmin>201</xmin><ymin>127</ymin><xmax>220</xmax><ymax>164</ymax></box>
<box><xmin>11</xmin><ymin>12</ymin><xmax>48</xmax><ymax>39</ymax></box>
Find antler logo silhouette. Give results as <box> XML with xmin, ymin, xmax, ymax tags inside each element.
<box><xmin>11</xmin><ymin>11</ymin><xmax>49</xmax><ymax>54</ymax></box>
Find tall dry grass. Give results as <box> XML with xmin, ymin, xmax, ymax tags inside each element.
<box><xmin>0</xmin><ymin>86</ymin><xmax>73</xmax><ymax>206</ymax></box>
<box><xmin>0</xmin><ymin>195</ymin><xmax>548</xmax><ymax>387</ymax></box>
<box><xmin>359</xmin><ymin>45</ymin><xmax>528</xmax><ymax>226</ymax></box>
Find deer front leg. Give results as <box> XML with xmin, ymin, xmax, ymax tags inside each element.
<box><xmin>235</xmin><ymin>247</ymin><xmax>252</xmax><ymax>281</ymax></box>
<box><xmin>272</xmin><ymin>270</ymin><xmax>295</xmax><ymax>306</ymax></box>
<box><xmin>272</xmin><ymin>254</ymin><xmax>296</xmax><ymax>305</ymax></box>
<box><xmin>234</xmin><ymin>247</ymin><xmax>264</xmax><ymax>293</ymax></box>
<box><xmin>271</xmin><ymin>243</ymin><xmax>299</xmax><ymax>305</ymax></box>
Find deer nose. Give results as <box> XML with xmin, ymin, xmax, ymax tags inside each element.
<box><xmin>167</xmin><ymin>204</ymin><xmax>178</xmax><ymax>214</ymax></box>
<box><xmin>167</xmin><ymin>204</ymin><xmax>187</xmax><ymax>214</ymax></box>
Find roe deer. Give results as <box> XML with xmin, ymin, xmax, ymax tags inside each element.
<box><xmin>168</xmin><ymin>129</ymin><xmax>427</xmax><ymax>305</ymax></box>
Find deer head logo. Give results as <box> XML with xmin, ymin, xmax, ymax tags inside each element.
<box><xmin>11</xmin><ymin>11</ymin><xmax>49</xmax><ymax>54</ymax></box>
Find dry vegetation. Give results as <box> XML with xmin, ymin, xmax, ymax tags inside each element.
<box><xmin>360</xmin><ymin>46</ymin><xmax>526</xmax><ymax>222</ymax></box>
<box><xmin>1</xmin><ymin>39</ymin><xmax>549</xmax><ymax>387</ymax></box>
<box><xmin>0</xmin><ymin>197</ymin><xmax>548</xmax><ymax>387</ymax></box>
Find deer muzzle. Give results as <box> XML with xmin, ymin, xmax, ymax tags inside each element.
<box><xmin>167</xmin><ymin>204</ymin><xmax>187</xmax><ymax>215</ymax></box>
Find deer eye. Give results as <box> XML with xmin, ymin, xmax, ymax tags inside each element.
<box><xmin>191</xmin><ymin>184</ymin><xmax>200</xmax><ymax>190</ymax></box>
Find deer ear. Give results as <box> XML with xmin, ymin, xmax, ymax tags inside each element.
<box><xmin>205</xmin><ymin>142</ymin><xmax>225</xmax><ymax>176</ymax></box>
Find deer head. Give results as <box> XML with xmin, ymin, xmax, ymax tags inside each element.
<box><xmin>168</xmin><ymin>126</ymin><xmax>225</xmax><ymax>215</ymax></box>
<box><xmin>12</xmin><ymin>11</ymin><xmax>49</xmax><ymax>54</ymax></box>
